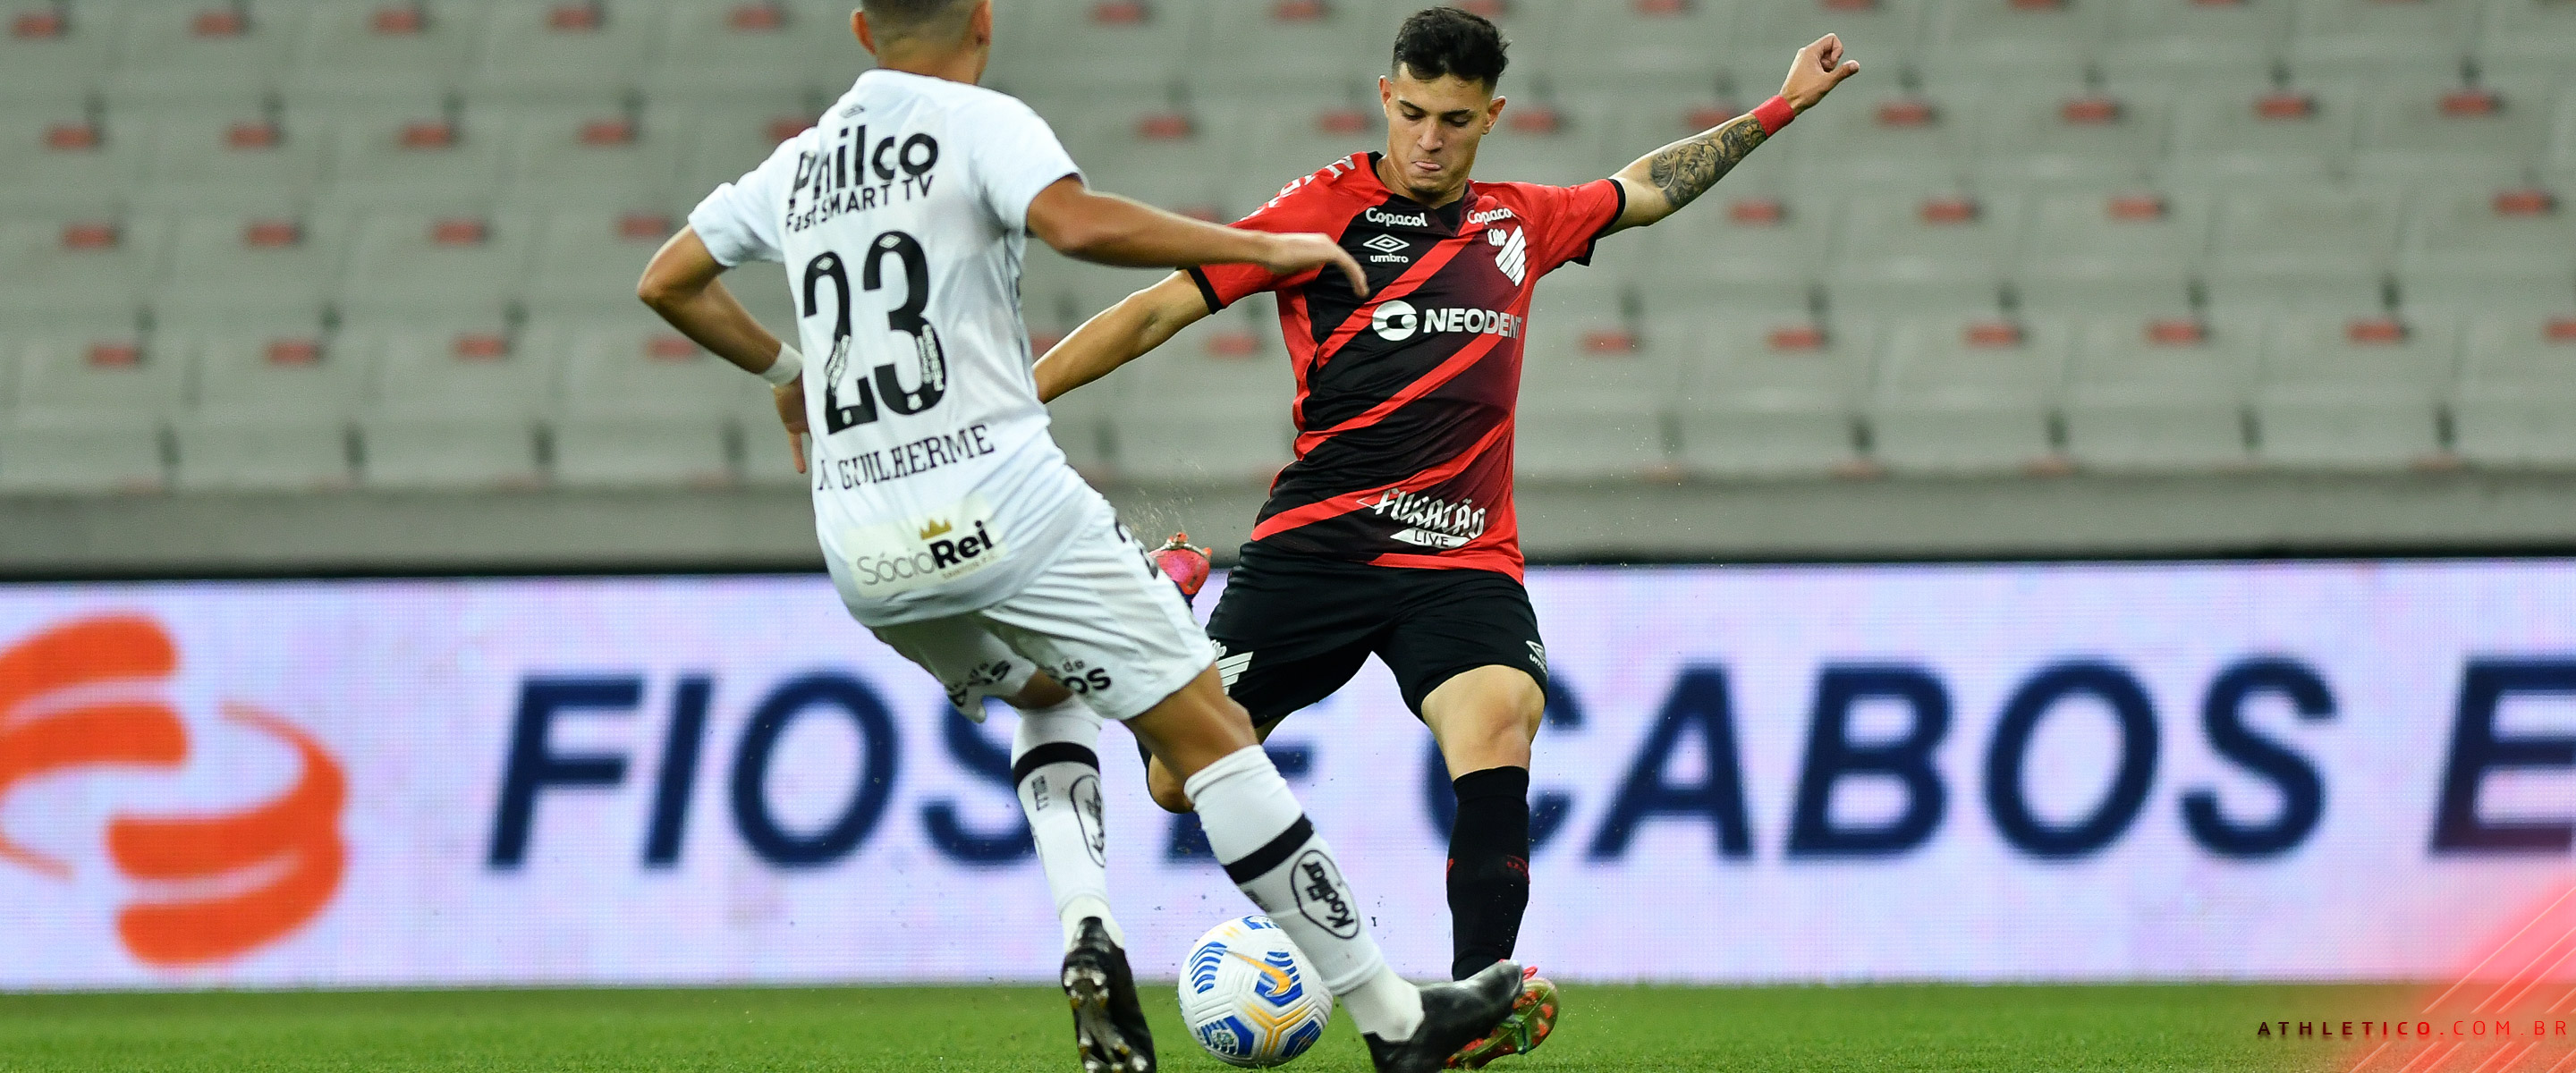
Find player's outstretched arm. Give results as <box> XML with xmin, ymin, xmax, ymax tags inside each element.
<box><xmin>1033</xmin><ymin>272</ymin><xmax>1212</xmax><ymax>403</ymax></box>
<box><xmin>1026</xmin><ymin>178</ymin><xmax>1367</xmax><ymax>293</ymax></box>
<box><xmin>639</xmin><ymin>227</ymin><xmax>810</xmax><ymax>473</ymax></box>
<box><xmin>1607</xmin><ymin>34</ymin><xmax>1860</xmax><ymax>232</ymax></box>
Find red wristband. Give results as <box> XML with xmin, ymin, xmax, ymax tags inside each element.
<box><xmin>1751</xmin><ymin>95</ymin><xmax>1796</xmax><ymax>136</ymax></box>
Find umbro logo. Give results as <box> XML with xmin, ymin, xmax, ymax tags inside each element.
<box><xmin>1361</xmin><ymin>232</ymin><xmax>1411</xmax><ymax>264</ymax></box>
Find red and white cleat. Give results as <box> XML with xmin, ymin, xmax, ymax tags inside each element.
<box><xmin>1149</xmin><ymin>533</ymin><xmax>1211</xmax><ymax>605</ymax></box>
<box><xmin>1444</xmin><ymin>966</ymin><xmax>1559</xmax><ymax>1069</ymax></box>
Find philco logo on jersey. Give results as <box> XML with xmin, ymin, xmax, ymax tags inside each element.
<box><xmin>785</xmin><ymin>124</ymin><xmax>942</xmax><ymax>233</ymax></box>
<box><xmin>1368</xmin><ymin>300</ymin><xmax>1522</xmax><ymax>343</ymax></box>
<box><xmin>838</xmin><ymin>496</ymin><xmax>1008</xmax><ymax>596</ymax></box>
<box><xmin>1362</xmin><ymin>486</ymin><xmax>1488</xmax><ymax>549</ymax></box>
<box><xmin>1364</xmin><ymin>206</ymin><xmax>1431</xmax><ymax>228</ymax></box>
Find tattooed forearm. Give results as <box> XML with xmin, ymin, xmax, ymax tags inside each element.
<box><xmin>1644</xmin><ymin>114</ymin><xmax>1769</xmax><ymax>213</ymax></box>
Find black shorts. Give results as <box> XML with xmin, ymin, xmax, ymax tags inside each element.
<box><xmin>1206</xmin><ymin>545</ymin><xmax>1547</xmax><ymax>725</ymax></box>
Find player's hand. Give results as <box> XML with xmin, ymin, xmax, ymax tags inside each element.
<box><xmin>1782</xmin><ymin>33</ymin><xmax>1860</xmax><ymax>114</ymax></box>
<box><xmin>773</xmin><ymin>376</ymin><xmax>809</xmax><ymax>475</ymax></box>
<box><xmin>1262</xmin><ymin>232</ymin><xmax>1370</xmax><ymax>295</ymax></box>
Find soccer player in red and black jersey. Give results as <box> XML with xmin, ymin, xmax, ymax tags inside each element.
<box><xmin>1038</xmin><ymin>8</ymin><xmax>1858</xmax><ymax>1066</ymax></box>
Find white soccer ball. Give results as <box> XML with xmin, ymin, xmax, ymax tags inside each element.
<box><xmin>1177</xmin><ymin>915</ymin><xmax>1335</xmax><ymax>1068</ymax></box>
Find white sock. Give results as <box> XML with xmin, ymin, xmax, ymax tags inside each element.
<box><xmin>1012</xmin><ymin>698</ymin><xmax>1122</xmax><ymax>950</ymax></box>
<box><xmin>1184</xmin><ymin>746</ymin><xmax>1425</xmax><ymax>1041</ymax></box>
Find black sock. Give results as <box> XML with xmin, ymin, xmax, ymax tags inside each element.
<box><xmin>1446</xmin><ymin>765</ymin><xmax>1531</xmax><ymax>981</ymax></box>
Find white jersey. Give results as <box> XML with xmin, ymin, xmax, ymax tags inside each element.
<box><xmin>691</xmin><ymin>70</ymin><xmax>1100</xmax><ymax>626</ymax></box>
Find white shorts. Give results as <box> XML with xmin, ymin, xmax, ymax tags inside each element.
<box><xmin>869</xmin><ymin>511</ymin><xmax>1216</xmax><ymax>722</ymax></box>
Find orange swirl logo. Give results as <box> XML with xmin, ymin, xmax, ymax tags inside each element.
<box><xmin>0</xmin><ymin>615</ymin><xmax>345</xmax><ymax>967</ymax></box>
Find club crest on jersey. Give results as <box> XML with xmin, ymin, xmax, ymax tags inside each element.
<box><xmin>1489</xmin><ymin>226</ymin><xmax>1529</xmax><ymax>285</ymax></box>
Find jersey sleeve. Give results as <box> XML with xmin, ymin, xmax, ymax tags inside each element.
<box><xmin>1521</xmin><ymin>178</ymin><xmax>1628</xmax><ymax>277</ymax></box>
<box><xmin>1185</xmin><ymin>175</ymin><xmax>1349</xmax><ymax>312</ymax></box>
<box><xmin>687</xmin><ymin>136</ymin><xmax>801</xmax><ymax>266</ymax></box>
<box><xmin>965</xmin><ymin>97</ymin><xmax>1082</xmax><ymax>233</ymax></box>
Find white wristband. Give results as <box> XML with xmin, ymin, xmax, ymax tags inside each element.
<box><xmin>759</xmin><ymin>343</ymin><xmax>803</xmax><ymax>386</ymax></box>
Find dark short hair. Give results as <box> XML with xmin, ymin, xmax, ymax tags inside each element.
<box><xmin>861</xmin><ymin>0</ymin><xmax>972</xmax><ymax>38</ymax></box>
<box><xmin>1391</xmin><ymin>6</ymin><xmax>1510</xmax><ymax>89</ymax></box>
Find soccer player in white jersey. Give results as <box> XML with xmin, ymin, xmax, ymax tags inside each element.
<box><xmin>636</xmin><ymin>3</ymin><xmax>1524</xmax><ymax>1071</ymax></box>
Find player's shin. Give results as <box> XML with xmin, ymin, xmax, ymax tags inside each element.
<box><xmin>1012</xmin><ymin>697</ymin><xmax>1121</xmax><ymax>950</ymax></box>
<box><xmin>1182</xmin><ymin>745</ymin><xmax>1427</xmax><ymax>1043</ymax></box>
<box><xmin>1446</xmin><ymin>766</ymin><xmax>1531</xmax><ymax>981</ymax></box>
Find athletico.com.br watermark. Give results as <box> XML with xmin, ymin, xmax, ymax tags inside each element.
<box><xmin>2257</xmin><ymin>1019</ymin><xmax>2572</xmax><ymax>1042</ymax></box>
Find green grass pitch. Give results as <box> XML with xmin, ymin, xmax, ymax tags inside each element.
<box><xmin>0</xmin><ymin>983</ymin><xmax>2397</xmax><ymax>1071</ymax></box>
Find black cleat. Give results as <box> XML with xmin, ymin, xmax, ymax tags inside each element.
<box><xmin>1363</xmin><ymin>960</ymin><xmax>1526</xmax><ymax>1073</ymax></box>
<box><xmin>1062</xmin><ymin>917</ymin><xmax>1155</xmax><ymax>1073</ymax></box>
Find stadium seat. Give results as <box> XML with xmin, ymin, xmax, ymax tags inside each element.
<box><xmin>283</xmin><ymin>0</ymin><xmax>481</xmax><ymax>103</ymax></box>
<box><xmin>2203</xmin><ymin>188</ymin><xmax>2401</xmax><ymax>316</ymax></box>
<box><xmin>1</xmin><ymin>1</ymin><xmax>119</xmax><ymax>112</ymax></box>
<box><xmin>1867</xmin><ymin>316</ymin><xmax>2071</xmax><ymax>474</ymax></box>
<box><xmin>987</xmin><ymin>0</ymin><xmax>1203</xmax><ymax>98</ymax></box>
<box><xmin>1973</xmin><ymin>89</ymin><xmax>2172</xmax><ymax>194</ymax></box>
<box><xmin>2012</xmin><ymin>190</ymin><xmax>2207</xmax><ymax>318</ymax></box>
<box><xmin>1049</xmin><ymin>102</ymin><xmax>1241</xmax><ymax>221</ymax></box>
<box><xmin>1469</xmin><ymin>97</ymin><xmax>1613</xmax><ymax>190</ymax></box>
<box><xmin>355</xmin><ymin>321</ymin><xmax>547</xmax><ymax>489</ymax></box>
<box><xmin>2477</xmin><ymin>0</ymin><xmax>2576</xmax><ymax>82</ymax></box>
<box><xmin>2099</xmin><ymin>0</ymin><xmax>2293</xmax><ymax>86</ymax></box>
<box><xmin>1916</xmin><ymin>0</ymin><xmax>2115</xmax><ymax>90</ymax></box>
<box><xmin>525</xmin><ymin>209</ymin><xmax>684</xmax><ymax>317</ymax></box>
<box><xmin>1784</xmin><ymin>87</ymin><xmax>1977</xmax><ymax>193</ymax></box>
<box><xmin>0</xmin><ymin>110</ymin><xmax>139</xmax><ymax>216</ymax></box>
<box><xmin>1825</xmin><ymin>193</ymin><xmax>2017</xmax><ymax>315</ymax></box>
<box><xmin>2063</xmin><ymin>317</ymin><xmax>2253</xmax><ymax>470</ymax></box>
<box><xmin>675</xmin><ymin>101</ymin><xmax>818</xmax><ymax>213</ymax></box>
<box><xmin>465</xmin><ymin>0</ymin><xmax>662</xmax><ymax>103</ymax></box>
<box><xmin>2352</xmin><ymin>80</ymin><xmax>2548</xmax><ymax>187</ymax></box>
<box><xmin>136</xmin><ymin>114</ymin><xmax>329</xmax><ymax>214</ymax></box>
<box><xmin>106</xmin><ymin>0</ymin><xmax>302</xmax><ymax>103</ymax></box>
<box><xmin>1730</xmin><ymin>0</ymin><xmax>1927</xmax><ymax>90</ymax></box>
<box><xmin>1229</xmin><ymin>100</ymin><xmax>1389</xmax><ymax>210</ymax></box>
<box><xmin>0</xmin><ymin>218</ymin><xmax>159</xmax><ymax>324</ymax></box>
<box><xmin>1516</xmin><ymin>332</ymin><xmax>1674</xmax><ymax>482</ymax></box>
<box><xmin>2453</xmin><ymin>315</ymin><xmax>2576</xmax><ymax>467</ymax></box>
<box><xmin>2286</xmin><ymin>0</ymin><xmax>2478</xmax><ymax>81</ymax></box>
<box><xmin>2397</xmin><ymin>188</ymin><xmax>2576</xmax><ymax>312</ymax></box>
<box><xmin>156</xmin><ymin>214</ymin><xmax>349</xmax><ymax>324</ymax></box>
<box><xmin>1193</xmin><ymin>0</ymin><xmax>1384</xmax><ymax>99</ymax></box>
<box><xmin>323</xmin><ymin>111</ymin><xmax>508</xmax><ymax>213</ymax></box>
<box><xmin>0</xmin><ymin>330</ymin><xmax>174</xmax><ymax>494</ymax></box>
<box><xmin>2543</xmin><ymin>89</ymin><xmax>2576</xmax><ymax>188</ymax></box>
<box><xmin>1674</xmin><ymin>318</ymin><xmax>1870</xmax><ymax>478</ymax></box>
<box><xmin>2162</xmin><ymin>83</ymin><xmax>2360</xmax><ymax>191</ymax></box>
<box><xmin>1108</xmin><ymin>308</ymin><xmax>1296</xmax><ymax>484</ymax></box>
<box><xmin>1540</xmin><ymin>0</ymin><xmax>1738</xmax><ymax>98</ymax></box>
<box><xmin>498</xmin><ymin>103</ymin><xmax>687</xmax><ymax>210</ymax></box>
<box><xmin>2251</xmin><ymin>313</ymin><xmax>2453</xmax><ymax>468</ymax></box>
<box><xmin>1633</xmin><ymin>190</ymin><xmax>1829</xmax><ymax>317</ymax></box>
<box><xmin>335</xmin><ymin>211</ymin><xmax>537</xmax><ymax>322</ymax></box>
<box><xmin>170</xmin><ymin>325</ymin><xmax>361</xmax><ymax>492</ymax></box>
<box><xmin>644</xmin><ymin>0</ymin><xmax>835</xmax><ymax>100</ymax></box>
<box><xmin>543</xmin><ymin>320</ymin><xmax>741</xmax><ymax>487</ymax></box>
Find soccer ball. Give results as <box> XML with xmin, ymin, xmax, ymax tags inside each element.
<box><xmin>1178</xmin><ymin>916</ymin><xmax>1335</xmax><ymax>1067</ymax></box>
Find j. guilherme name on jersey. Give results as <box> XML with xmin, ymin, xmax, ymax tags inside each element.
<box><xmin>818</xmin><ymin>422</ymin><xmax>996</xmax><ymax>492</ymax></box>
<box><xmin>785</xmin><ymin>123</ymin><xmax>943</xmax><ymax>234</ymax></box>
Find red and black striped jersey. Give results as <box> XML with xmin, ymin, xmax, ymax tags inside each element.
<box><xmin>1188</xmin><ymin>152</ymin><xmax>1625</xmax><ymax>580</ymax></box>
